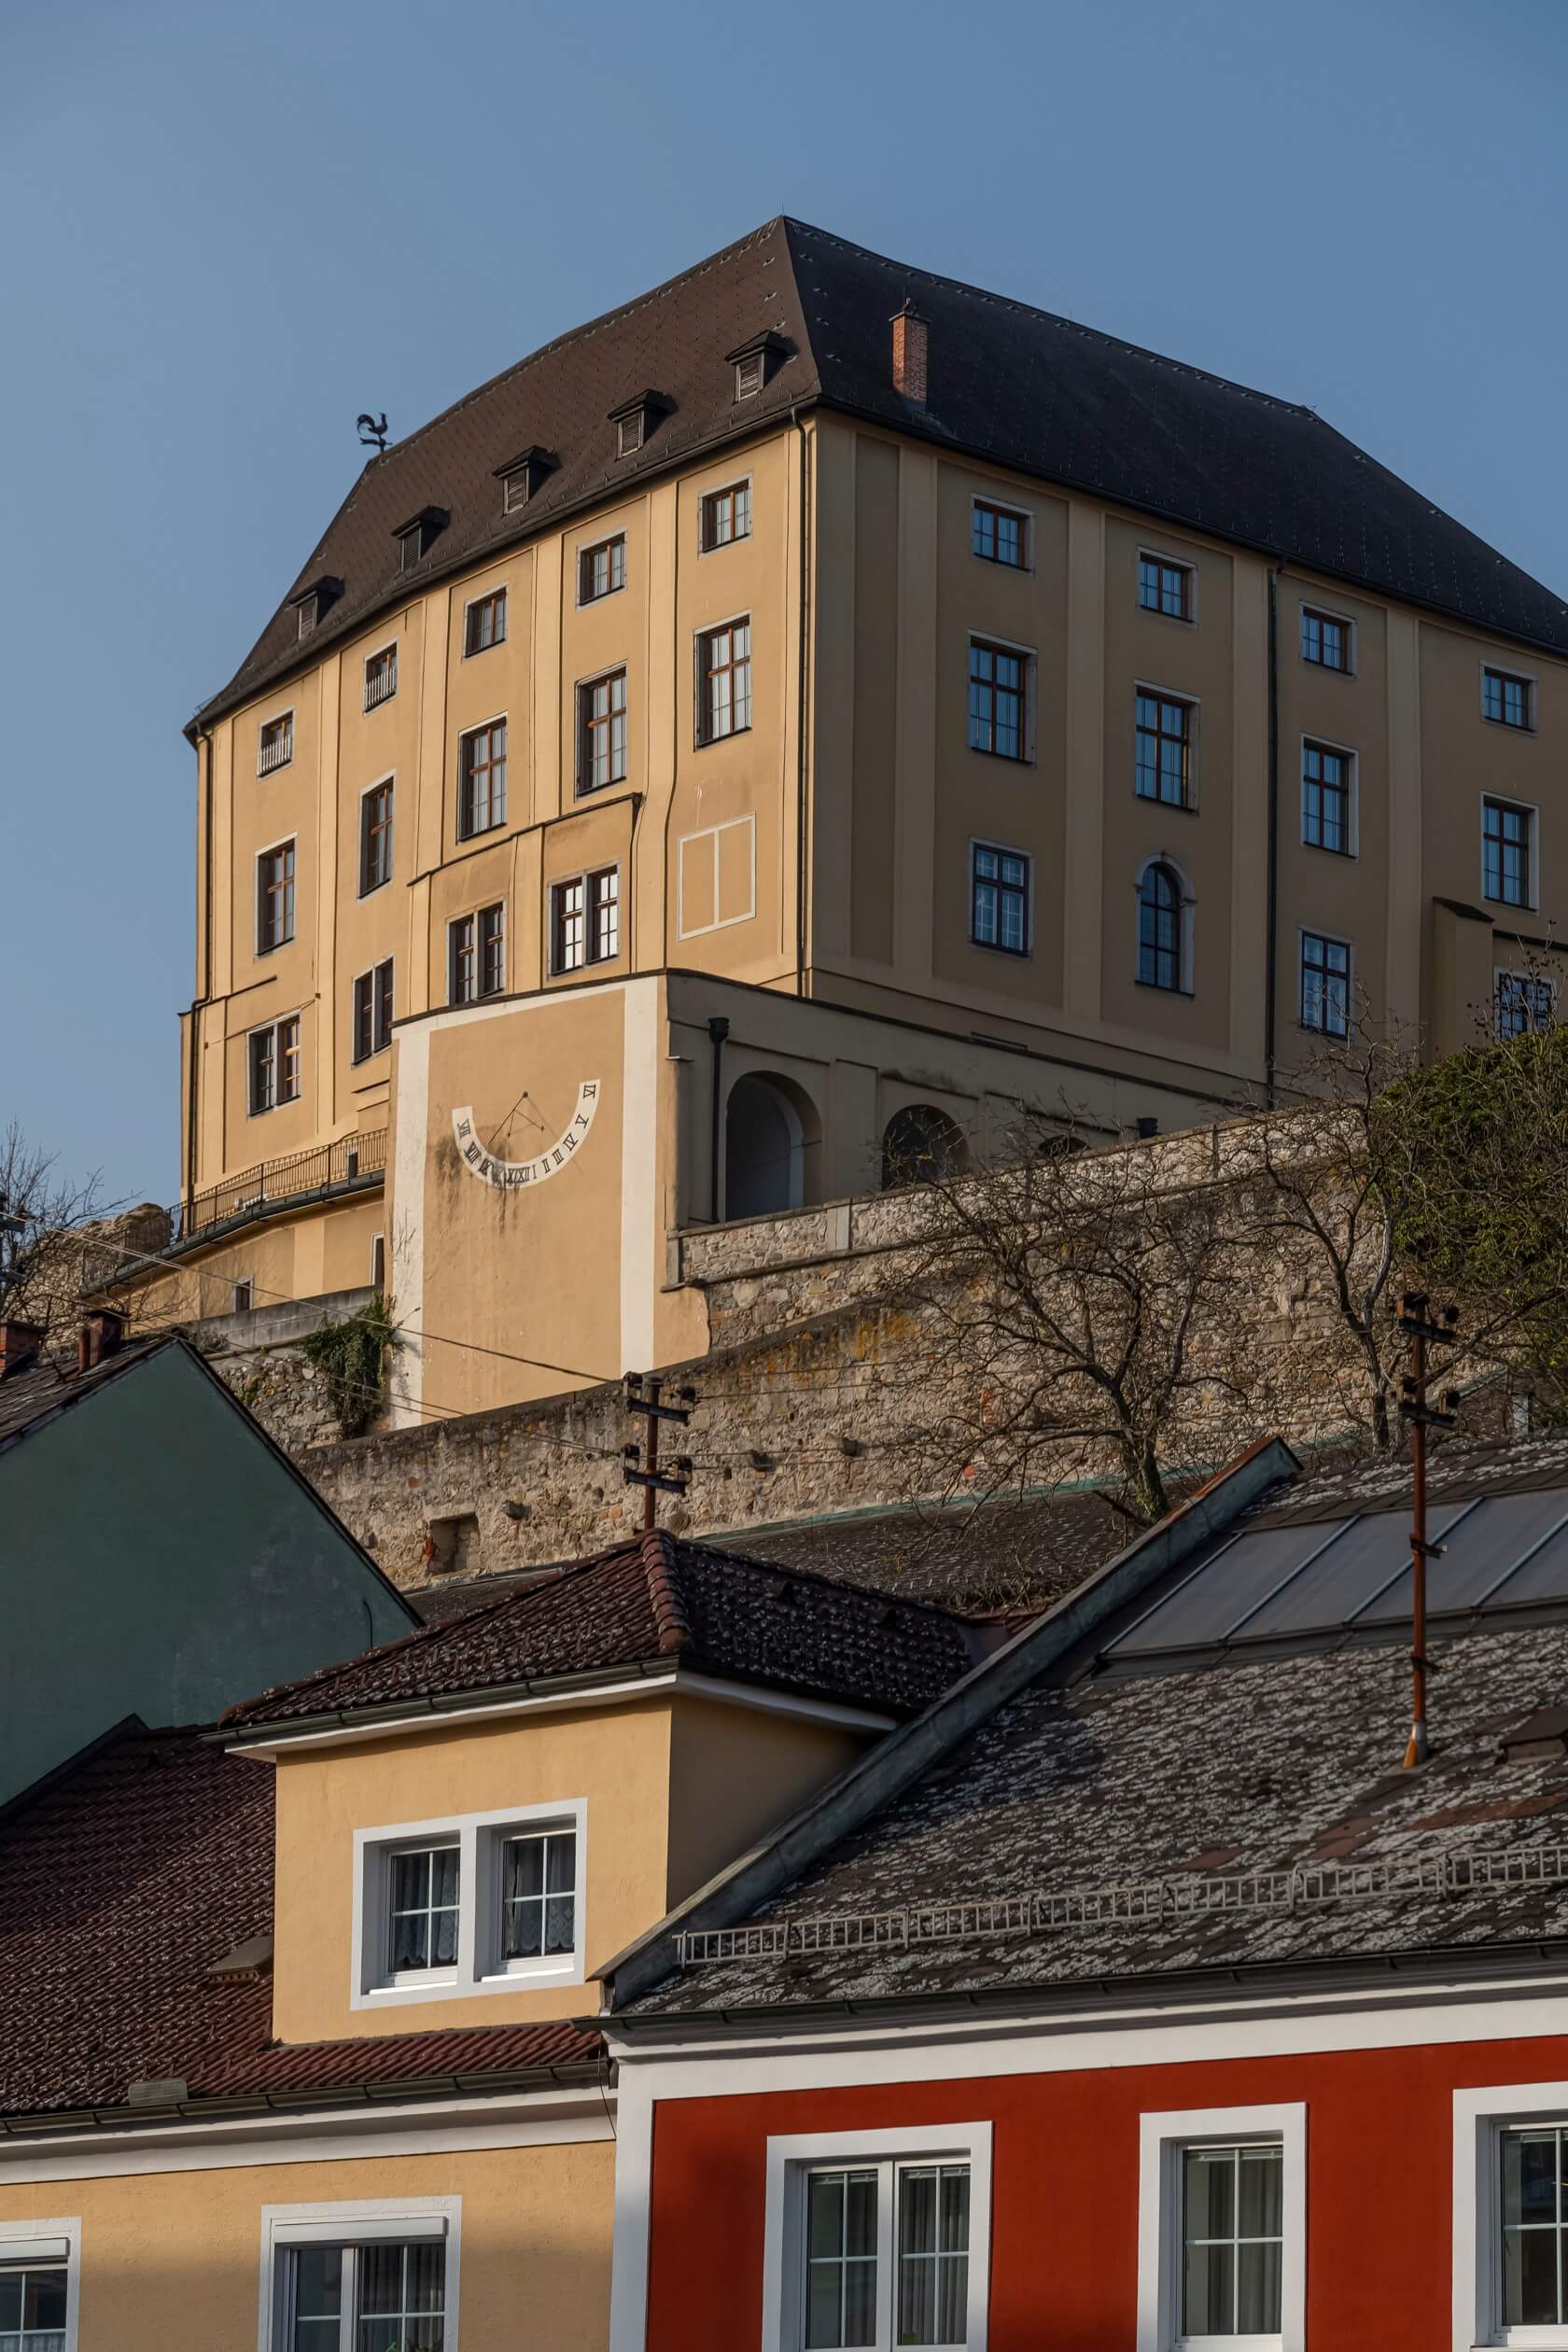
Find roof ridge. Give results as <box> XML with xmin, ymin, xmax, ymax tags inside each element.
<box><xmin>679</xmin><ymin>1531</ymin><xmax>980</xmax><ymax>1625</ymax></box>
<box><xmin>640</xmin><ymin>1528</ymin><xmax>693</xmax><ymax>1657</ymax></box>
<box><xmin>779</xmin><ymin>217</ymin><xmax>1315</xmax><ymax>421</ymax></box>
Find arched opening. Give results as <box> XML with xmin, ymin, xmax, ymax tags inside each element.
<box><xmin>723</xmin><ymin>1074</ymin><xmax>819</xmax><ymax>1220</ymax></box>
<box><xmin>1137</xmin><ymin>859</ymin><xmax>1190</xmax><ymax>993</ymax></box>
<box><xmin>881</xmin><ymin>1104</ymin><xmax>969</xmax><ymax>1190</ymax></box>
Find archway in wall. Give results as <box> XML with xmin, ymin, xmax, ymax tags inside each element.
<box><xmin>723</xmin><ymin>1074</ymin><xmax>818</xmax><ymax>1220</ymax></box>
<box><xmin>881</xmin><ymin>1104</ymin><xmax>970</xmax><ymax>1190</ymax></box>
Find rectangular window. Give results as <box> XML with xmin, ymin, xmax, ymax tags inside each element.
<box><xmin>499</xmin><ymin>1827</ymin><xmax>577</xmax><ymax>1963</ymax></box>
<box><xmin>259</xmin><ymin>712</ymin><xmax>294</xmax><ymax>775</ymax></box>
<box><xmin>1497</xmin><ymin>971</ymin><xmax>1555</xmax><ymax>1040</ymax></box>
<box><xmin>577</xmin><ymin>668</ymin><xmax>628</xmax><ymax>794</ymax></box>
<box><xmin>249</xmin><ymin>1015</ymin><xmax>301</xmax><ymax>1114</ymax></box>
<box><xmin>363</xmin><ymin>645</ymin><xmax>397</xmax><ymax>711</ymax></box>
<box><xmin>352</xmin><ymin>960</ymin><xmax>393</xmax><ymax>1064</ymax></box>
<box><xmin>1484</xmin><ymin>665</ymin><xmax>1533</xmax><ymax>730</ymax></box>
<box><xmin>0</xmin><ymin>2259</ymin><xmax>68</xmax><ymax>2350</ymax></box>
<box><xmin>464</xmin><ymin>589</ymin><xmax>507</xmax><ymax>656</ymax></box>
<box><xmin>257</xmin><ymin>841</ymin><xmax>296</xmax><ymax>951</ymax></box>
<box><xmin>388</xmin><ymin>1843</ymin><xmax>459</xmax><ymax>1981</ymax></box>
<box><xmin>701</xmin><ymin>482</ymin><xmax>751</xmax><ymax>551</ymax></box>
<box><xmin>1135</xmin><ymin>692</ymin><xmax>1194</xmax><ymax>806</ymax></box>
<box><xmin>698</xmin><ymin>618</ymin><xmax>752</xmax><ymax>743</ymax></box>
<box><xmin>449</xmin><ymin>906</ymin><xmax>505</xmax><ymax>1004</ymax></box>
<box><xmin>1484</xmin><ymin>796</ymin><xmax>1533</xmax><ymax>905</ymax></box>
<box><xmin>277</xmin><ymin>2238</ymin><xmax>447</xmax><ymax>2351</ymax></box>
<box><xmin>1181</xmin><ymin>2142</ymin><xmax>1284</xmax><ymax>2339</ymax></box>
<box><xmin>1139</xmin><ymin>554</ymin><xmax>1194</xmax><ymax>622</ymax></box>
<box><xmin>359</xmin><ymin>780</ymin><xmax>394</xmax><ymax>895</ymax></box>
<box><xmin>551</xmin><ymin>868</ymin><xmax>619</xmax><ymax>973</ymax></box>
<box><xmin>579</xmin><ymin>535</ymin><xmax>626</xmax><ymax>603</ymax></box>
<box><xmin>967</xmin><ymin>638</ymin><xmax>1027</xmax><ymax>761</ymax></box>
<box><xmin>1300</xmin><ymin>606</ymin><xmax>1351</xmax><ymax>672</ymax></box>
<box><xmin>457</xmin><ymin>720</ymin><xmax>507</xmax><ymax>840</ymax></box>
<box><xmin>1301</xmin><ymin>742</ymin><xmax>1351</xmax><ymax>854</ymax></box>
<box><xmin>971</xmin><ymin>842</ymin><xmax>1029</xmax><ymax>956</ymax></box>
<box><xmin>794</xmin><ymin>2161</ymin><xmax>972</xmax><ymax>2351</ymax></box>
<box><xmin>972</xmin><ymin>499</ymin><xmax>1027</xmax><ymax>568</ymax></box>
<box><xmin>1300</xmin><ymin>930</ymin><xmax>1351</xmax><ymax>1037</ymax></box>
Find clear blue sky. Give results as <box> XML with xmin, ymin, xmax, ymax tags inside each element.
<box><xmin>5</xmin><ymin>0</ymin><xmax>1565</xmax><ymax>1204</ymax></box>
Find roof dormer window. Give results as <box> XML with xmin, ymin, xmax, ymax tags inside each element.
<box><xmin>394</xmin><ymin>507</ymin><xmax>448</xmax><ymax>572</ymax></box>
<box><xmin>725</xmin><ymin>329</ymin><xmax>787</xmax><ymax>403</ymax></box>
<box><xmin>495</xmin><ymin>446</ymin><xmax>556</xmax><ymax>515</ymax></box>
<box><xmin>609</xmin><ymin>391</ymin><xmax>670</xmax><ymax>460</ymax></box>
<box><xmin>289</xmin><ymin>575</ymin><xmax>342</xmax><ymax>642</ymax></box>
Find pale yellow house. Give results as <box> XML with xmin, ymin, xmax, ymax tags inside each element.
<box><xmin>112</xmin><ymin>218</ymin><xmax>1568</xmax><ymax>1410</ymax></box>
<box><xmin>0</xmin><ymin>1530</ymin><xmax>981</xmax><ymax>2348</ymax></box>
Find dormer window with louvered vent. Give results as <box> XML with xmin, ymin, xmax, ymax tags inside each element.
<box><xmin>289</xmin><ymin>575</ymin><xmax>343</xmax><ymax>643</ymax></box>
<box><xmin>495</xmin><ymin>447</ymin><xmax>556</xmax><ymax>516</ymax></box>
<box><xmin>725</xmin><ymin>329</ymin><xmax>787</xmax><ymax>404</ymax></box>
<box><xmin>609</xmin><ymin>391</ymin><xmax>670</xmax><ymax>460</ymax></box>
<box><xmin>394</xmin><ymin>508</ymin><xmax>448</xmax><ymax>573</ymax></box>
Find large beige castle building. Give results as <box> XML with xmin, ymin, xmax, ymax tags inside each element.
<box><xmin>114</xmin><ymin>218</ymin><xmax>1568</xmax><ymax>1415</ymax></box>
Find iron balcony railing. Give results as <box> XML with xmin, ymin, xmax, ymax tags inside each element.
<box><xmin>257</xmin><ymin>725</ymin><xmax>294</xmax><ymax>776</ymax></box>
<box><xmin>171</xmin><ymin>1128</ymin><xmax>386</xmax><ymax>1252</ymax></box>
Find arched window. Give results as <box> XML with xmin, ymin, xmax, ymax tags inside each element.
<box><xmin>1138</xmin><ymin>861</ymin><xmax>1184</xmax><ymax>992</ymax></box>
<box><xmin>881</xmin><ymin>1104</ymin><xmax>969</xmax><ymax>1190</ymax></box>
<box><xmin>724</xmin><ymin>1074</ymin><xmax>818</xmax><ymax>1220</ymax></box>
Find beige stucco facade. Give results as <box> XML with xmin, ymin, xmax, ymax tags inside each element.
<box><xmin>116</xmin><ymin>406</ymin><xmax>1568</xmax><ymax>1411</ymax></box>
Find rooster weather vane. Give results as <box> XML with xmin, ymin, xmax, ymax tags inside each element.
<box><xmin>357</xmin><ymin>412</ymin><xmax>388</xmax><ymax>453</ymax></box>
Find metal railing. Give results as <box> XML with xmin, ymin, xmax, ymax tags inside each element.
<box><xmin>677</xmin><ymin>1841</ymin><xmax>1568</xmax><ymax>1968</ymax></box>
<box><xmin>170</xmin><ymin>1128</ymin><xmax>386</xmax><ymax>1253</ymax></box>
<box><xmin>363</xmin><ymin>662</ymin><xmax>397</xmax><ymax>712</ymax></box>
<box><xmin>257</xmin><ymin>724</ymin><xmax>293</xmax><ymax>776</ymax></box>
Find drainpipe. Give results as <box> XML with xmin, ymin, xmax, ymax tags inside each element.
<box><xmin>186</xmin><ymin>726</ymin><xmax>215</xmax><ymax>1227</ymax></box>
<box><xmin>1265</xmin><ymin>567</ymin><xmax>1281</xmax><ymax>1104</ymax></box>
<box><xmin>707</xmin><ymin>1016</ymin><xmax>729</xmax><ymax>1222</ymax></box>
<box><xmin>791</xmin><ymin>405</ymin><xmax>811</xmax><ymax>997</ymax></box>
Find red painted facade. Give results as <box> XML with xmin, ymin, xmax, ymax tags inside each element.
<box><xmin>642</xmin><ymin>2026</ymin><xmax>1568</xmax><ymax>2348</ymax></box>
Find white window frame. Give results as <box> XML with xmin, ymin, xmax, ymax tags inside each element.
<box><xmin>1299</xmin><ymin>731</ymin><xmax>1359</xmax><ymax>858</ymax></box>
<box><xmin>350</xmin><ymin>1799</ymin><xmax>587</xmax><ymax>2010</ymax></box>
<box><xmin>1482</xmin><ymin>794</ymin><xmax>1540</xmax><ymax>913</ymax></box>
<box><xmin>362</xmin><ymin>641</ymin><xmax>398</xmax><ymax>712</ymax></box>
<box><xmin>970</xmin><ymin>494</ymin><xmax>1033</xmax><ymax>572</ymax></box>
<box><xmin>255</xmin><ymin>835</ymin><xmax>298</xmax><ymax>956</ymax></box>
<box><xmin>246</xmin><ymin>1009</ymin><xmax>302</xmax><ymax>1118</ymax></box>
<box><xmin>577</xmin><ymin>532</ymin><xmax>628</xmax><ymax>607</ymax></box>
<box><xmin>549</xmin><ymin>864</ymin><xmax>622</xmax><ymax>974</ymax></box>
<box><xmin>968</xmin><ymin>836</ymin><xmax>1033</xmax><ymax>958</ymax></box>
<box><xmin>1138</xmin><ymin>546</ymin><xmax>1199</xmax><ymax>625</ymax></box>
<box><xmin>259</xmin><ymin>2196</ymin><xmax>460</xmax><ymax>2352</ymax></box>
<box><xmin>357</xmin><ymin>774</ymin><xmax>395</xmax><ymax>898</ymax></box>
<box><xmin>0</xmin><ymin>2216</ymin><xmax>81</xmax><ymax>2352</ymax></box>
<box><xmin>694</xmin><ymin>609</ymin><xmax>754</xmax><ymax>748</ymax></box>
<box><xmin>258</xmin><ymin>708</ymin><xmax>295</xmax><ymax>775</ymax></box>
<box><xmin>761</xmin><ymin>2123</ymin><xmax>991</xmax><ymax>2352</ymax></box>
<box><xmin>1481</xmin><ymin>661</ymin><xmax>1538</xmax><ymax>734</ymax></box>
<box><xmin>966</xmin><ymin>629</ymin><xmax>1037</xmax><ymax>765</ymax></box>
<box><xmin>1299</xmin><ymin>601</ymin><xmax>1356</xmax><ymax>675</ymax></box>
<box><xmin>677</xmin><ymin>814</ymin><xmax>757</xmax><ymax>939</ymax></box>
<box><xmin>462</xmin><ymin>584</ymin><xmax>508</xmax><ymax>658</ymax></box>
<box><xmin>1137</xmin><ymin>2104</ymin><xmax>1305</xmax><ymax>2352</ymax></box>
<box><xmin>1134</xmin><ymin>853</ymin><xmax>1197</xmax><ymax>995</ymax></box>
<box><xmin>455</xmin><ymin>712</ymin><xmax>508</xmax><ymax>842</ymax></box>
<box><xmin>1452</xmin><ymin>2079</ymin><xmax>1568</xmax><ymax>2350</ymax></box>
<box><xmin>351</xmin><ymin>959</ymin><xmax>394</xmax><ymax>1065</ymax></box>
<box><xmin>699</xmin><ymin>474</ymin><xmax>753</xmax><ymax>555</ymax></box>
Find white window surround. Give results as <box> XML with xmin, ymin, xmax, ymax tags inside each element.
<box><xmin>1452</xmin><ymin>2079</ymin><xmax>1568</xmax><ymax>2350</ymax></box>
<box><xmin>1138</xmin><ymin>545</ymin><xmax>1199</xmax><ymax>624</ymax></box>
<box><xmin>1300</xmin><ymin>601</ymin><xmax>1356</xmax><ymax>674</ymax></box>
<box><xmin>698</xmin><ymin>473</ymin><xmax>752</xmax><ymax>554</ymax></box>
<box><xmin>1480</xmin><ymin>660</ymin><xmax>1538</xmax><ymax>731</ymax></box>
<box><xmin>761</xmin><ymin>2122</ymin><xmax>991</xmax><ymax>2352</ymax></box>
<box><xmin>259</xmin><ymin>2195</ymin><xmax>461</xmax><ymax>2352</ymax></box>
<box><xmin>0</xmin><ymin>2216</ymin><xmax>80</xmax><ymax>2352</ymax></box>
<box><xmin>350</xmin><ymin>1800</ymin><xmax>586</xmax><ymax>2010</ymax></box>
<box><xmin>971</xmin><ymin>492</ymin><xmax>1034</xmax><ymax>570</ymax></box>
<box><xmin>1136</xmin><ymin>2103</ymin><xmax>1306</xmax><ymax>2352</ymax></box>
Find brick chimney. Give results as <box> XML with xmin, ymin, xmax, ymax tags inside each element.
<box><xmin>77</xmin><ymin>1307</ymin><xmax>127</xmax><ymax>1373</ymax></box>
<box><xmin>0</xmin><ymin>1321</ymin><xmax>43</xmax><ymax>1380</ymax></box>
<box><xmin>890</xmin><ymin>300</ymin><xmax>929</xmax><ymax>406</ymax></box>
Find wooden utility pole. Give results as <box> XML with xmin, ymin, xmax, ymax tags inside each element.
<box><xmin>623</xmin><ymin>1374</ymin><xmax>695</xmax><ymax>1532</ymax></box>
<box><xmin>1397</xmin><ymin>1292</ymin><xmax>1461</xmax><ymax>1769</ymax></box>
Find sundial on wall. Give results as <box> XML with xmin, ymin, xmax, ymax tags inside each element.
<box><xmin>452</xmin><ymin>1081</ymin><xmax>601</xmax><ymax>1190</ymax></box>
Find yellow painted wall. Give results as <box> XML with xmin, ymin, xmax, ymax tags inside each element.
<box><xmin>0</xmin><ymin>2140</ymin><xmax>611</xmax><ymax>2352</ymax></box>
<box><xmin>664</xmin><ymin>1692</ymin><xmax>866</xmax><ymax>1907</ymax></box>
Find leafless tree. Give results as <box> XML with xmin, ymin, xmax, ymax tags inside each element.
<box><xmin>0</xmin><ymin>1123</ymin><xmax>115</xmax><ymax>1350</ymax></box>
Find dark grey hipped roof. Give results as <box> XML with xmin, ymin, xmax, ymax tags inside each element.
<box><xmin>193</xmin><ymin>218</ymin><xmax>1568</xmax><ymax>733</ymax></box>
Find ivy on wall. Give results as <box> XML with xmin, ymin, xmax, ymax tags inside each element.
<box><xmin>298</xmin><ymin>1293</ymin><xmax>399</xmax><ymax>1438</ymax></box>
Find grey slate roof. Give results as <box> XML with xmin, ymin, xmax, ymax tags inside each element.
<box><xmin>194</xmin><ymin>218</ymin><xmax>1568</xmax><ymax>733</ymax></box>
<box><xmin>623</xmin><ymin>1440</ymin><xmax>1568</xmax><ymax>2018</ymax></box>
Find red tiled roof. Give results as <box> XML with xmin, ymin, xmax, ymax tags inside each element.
<box><xmin>223</xmin><ymin>1531</ymin><xmax>983</xmax><ymax>1734</ymax></box>
<box><xmin>0</xmin><ymin>1725</ymin><xmax>600</xmax><ymax>2126</ymax></box>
